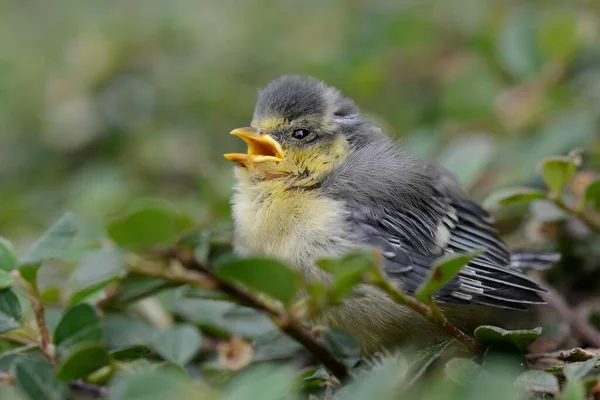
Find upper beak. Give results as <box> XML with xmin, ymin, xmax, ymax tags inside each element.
<box><xmin>224</xmin><ymin>127</ymin><xmax>285</xmax><ymax>166</ymax></box>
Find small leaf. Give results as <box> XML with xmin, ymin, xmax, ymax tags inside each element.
<box><xmin>474</xmin><ymin>325</ymin><xmax>542</xmax><ymax>352</ymax></box>
<box><xmin>560</xmin><ymin>380</ymin><xmax>586</xmax><ymax>400</ymax></box>
<box><xmin>215</xmin><ymin>257</ymin><xmax>298</xmax><ymax>306</ymax></box>
<box><xmin>515</xmin><ymin>370</ymin><xmax>559</xmax><ymax>394</ymax></box>
<box><xmin>19</xmin><ymin>213</ymin><xmax>79</xmax><ymax>284</ymax></box>
<box><xmin>107</xmin><ymin>200</ymin><xmax>185</xmax><ymax>249</ymax></box>
<box><xmin>0</xmin><ymin>289</ymin><xmax>22</xmax><ymax>334</ymax></box>
<box><xmin>0</xmin><ymin>238</ymin><xmax>18</xmax><ymax>272</ymax></box>
<box><xmin>12</xmin><ymin>357</ymin><xmax>70</xmax><ymax>400</ymax></box>
<box><xmin>538</xmin><ymin>156</ymin><xmax>579</xmax><ymax>194</ymax></box>
<box><xmin>416</xmin><ymin>251</ymin><xmax>482</xmax><ymax>302</ymax></box>
<box><xmin>102</xmin><ymin>275</ymin><xmax>173</xmax><ymax>309</ymax></box>
<box><xmin>110</xmin><ymin>345</ymin><xmax>152</xmax><ymax>361</ymax></box>
<box><xmin>483</xmin><ymin>188</ymin><xmax>547</xmax><ymax>210</ymax></box>
<box><xmin>322</xmin><ymin>328</ymin><xmax>361</xmax><ymax>368</ymax></box>
<box><xmin>56</xmin><ymin>343</ymin><xmax>111</xmax><ymax>381</ymax></box>
<box><xmin>317</xmin><ymin>252</ymin><xmax>375</xmax><ymax>301</ymax></box>
<box><xmin>252</xmin><ymin>330</ymin><xmax>303</xmax><ymax>362</ymax></box>
<box><xmin>496</xmin><ymin>9</ymin><xmax>542</xmax><ymax>80</ymax></box>
<box><xmin>563</xmin><ymin>356</ymin><xmax>599</xmax><ymax>381</ymax></box>
<box><xmin>407</xmin><ymin>340</ymin><xmax>453</xmax><ymax>385</ymax></box>
<box><xmin>584</xmin><ymin>179</ymin><xmax>600</xmax><ymax>211</ymax></box>
<box><xmin>224</xmin><ymin>365</ymin><xmax>296</xmax><ymax>400</ymax></box>
<box><xmin>68</xmin><ymin>249</ymin><xmax>126</xmax><ymax>305</ymax></box>
<box><xmin>445</xmin><ymin>358</ymin><xmax>483</xmax><ymax>386</ymax></box>
<box><xmin>152</xmin><ymin>324</ymin><xmax>202</xmax><ymax>366</ymax></box>
<box><xmin>110</xmin><ymin>370</ymin><xmax>197</xmax><ymax>400</ymax></box>
<box><xmin>0</xmin><ymin>271</ymin><xmax>14</xmax><ymax>290</ymax></box>
<box><xmin>53</xmin><ymin>303</ymin><xmax>102</xmax><ymax>354</ymax></box>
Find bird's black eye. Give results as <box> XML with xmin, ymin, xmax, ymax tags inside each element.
<box><xmin>291</xmin><ymin>129</ymin><xmax>311</xmax><ymax>140</ymax></box>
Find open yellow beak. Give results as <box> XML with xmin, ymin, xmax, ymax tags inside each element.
<box><xmin>224</xmin><ymin>127</ymin><xmax>285</xmax><ymax>166</ymax></box>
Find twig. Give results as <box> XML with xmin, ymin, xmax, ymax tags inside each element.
<box><xmin>370</xmin><ymin>272</ymin><xmax>485</xmax><ymax>354</ymax></box>
<box><xmin>550</xmin><ymin>196</ymin><xmax>600</xmax><ymax>232</ymax></box>
<box><xmin>69</xmin><ymin>380</ymin><xmax>109</xmax><ymax>398</ymax></box>
<box><xmin>19</xmin><ymin>276</ymin><xmax>54</xmax><ymax>365</ymax></box>
<box><xmin>137</xmin><ymin>250</ymin><xmax>350</xmax><ymax>382</ymax></box>
<box><xmin>534</xmin><ymin>274</ymin><xmax>600</xmax><ymax>348</ymax></box>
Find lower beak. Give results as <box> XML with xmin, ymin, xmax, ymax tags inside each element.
<box><xmin>224</xmin><ymin>127</ymin><xmax>285</xmax><ymax>166</ymax></box>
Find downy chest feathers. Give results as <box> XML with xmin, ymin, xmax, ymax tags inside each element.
<box><xmin>231</xmin><ymin>172</ymin><xmax>352</xmax><ymax>279</ymax></box>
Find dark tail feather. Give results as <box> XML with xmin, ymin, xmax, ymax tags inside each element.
<box><xmin>510</xmin><ymin>250</ymin><xmax>561</xmax><ymax>271</ymax></box>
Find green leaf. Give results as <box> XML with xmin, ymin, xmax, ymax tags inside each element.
<box><xmin>0</xmin><ymin>238</ymin><xmax>18</xmax><ymax>272</ymax></box>
<box><xmin>0</xmin><ymin>271</ymin><xmax>14</xmax><ymax>290</ymax></box>
<box><xmin>19</xmin><ymin>213</ymin><xmax>79</xmax><ymax>284</ymax></box>
<box><xmin>252</xmin><ymin>331</ymin><xmax>303</xmax><ymax>362</ymax></box>
<box><xmin>110</xmin><ymin>345</ymin><xmax>152</xmax><ymax>361</ymax></box>
<box><xmin>560</xmin><ymin>380</ymin><xmax>586</xmax><ymax>400</ymax></box>
<box><xmin>56</xmin><ymin>343</ymin><xmax>111</xmax><ymax>381</ymax></box>
<box><xmin>0</xmin><ymin>289</ymin><xmax>22</xmax><ymax>334</ymax></box>
<box><xmin>407</xmin><ymin>340</ymin><xmax>453</xmax><ymax>385</ymax></box>
<box><xmin>515</xmin><ymin>370</ymin><xmax>559</xmax><ymax>395</ymax></box>
<box><xmin>104</xmin><ymin>315</ymin><xmax>156</xmax><ymax>348</ymax></box>
<box><xmin>563</xmin><ymin>356</ymin><xmax>599</xmax><ymax>381</ymax></box>
<box><xmin>584</xmin><ymin>179</ymin><xmax>600</xmax><ymax>211</ymax></box>
<box><xmin>215</xmin><ymin>257</ymin><xmax>298</xmax><ymax>306</ymax></box>
<box><xmin>444</xmin><ymin>357</ymin><xmax>483</xmax><ymax>386</ymax></box>
<box><xmin>483</xmin><ymin>188</ymin><xmax>547</xmax><ymax>210</ymax></box>
<box><xmin>224</xmin><ymin>365</ymin><xmax>296</xmax><ymax>400</ymax></box>
<box><xmin>539</xmin><ymin>13</ymin><xmax>579</xmax><ymax>62</ymax></box>
<box><xmin>53</xmin><ymin>303</ymin><xmax>102</xmax><ymax>354</ymax></box>
<box><xmin>110</xmin><ymin>370</ymin><xmax>197</xmax><ymax>400</ymax></box>
<box><xmin>322</xmin><ymin>328</ymin><xmax>361</xmax><ymax>368</ymax></box>
<box><xmin>107</xmin><ymin>200</ymin><xmax>186</xmax><ymax>249</ymax></box>
<box><xmin>152</xmin><ymin>324</ymin><xmax>202</xmax><ymax>366</ymax></box>
<box><xmin>496</xmin><ymin>9</ymin><xmax>541</xmax><ymax>80</ymax></box>
<box><xmin>415</xmin><ymin>251</ymin><xmax>482</xmax><ymax>302</ymax></box>
<box><xmin>12</xmin><ymin>357</ymin><xmax>70</xmax><ymax>400</ymax></box>
<box><xmin>316</xmin><ymin>252</ymin><xmax>375</xmax><ymax>301</ymax></box>
<box><xmin>538</xmin><ymin>156</ymin><xmax>579</xmax><ymax>194</ymax></box>
<box><xmin>0</xmin><ymin>384</ymin><xmax>27</xmax><ymax>400</ymax></box>
<box><xmin>102</xmin><ymin>275</ymin><xmax>174</xmax><ymax>309</ymax></box>
<box><xmin>438</xmin><ymin>134</ymin><xmax>495</xmax><ymax>189</ymax></box>
<box><xmin>68</xmin><ymin>249</ymin><xmax>126</xmax><ymax>305</ymax></box>
<box><xmin>474</xmin><ymin>325</ymin><xmax>542</xmax><ymax>352</ymax></box>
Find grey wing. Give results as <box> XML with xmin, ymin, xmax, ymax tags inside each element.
<box><xmin>350</xmin><ymin>195</ymin><xmax>547</xmax><ymax>311</ymax></box>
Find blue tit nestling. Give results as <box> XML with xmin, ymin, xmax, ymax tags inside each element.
<box><xmin>224</xmin><ymin>75</ymin><xmax>559</xmax><ymax>354</ymax></box>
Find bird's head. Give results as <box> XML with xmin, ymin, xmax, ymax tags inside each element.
<box><xmin>224</xmin><ymin>76</ymin><xmax>365</xmax><ymax>187</ymax></box>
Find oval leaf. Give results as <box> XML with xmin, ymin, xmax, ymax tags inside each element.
<box><xmin>0</xmin><ymin>238</ymin><xmax>18</xmax><ymax>272</ymax></box>
<box><xmin>68</xmin><ymin>249</ymin><xmax>126</xmax><ymax>305</ymax></box>
<box><xmin>12</xmin><ymin>357</ymin><xmax>70</xmax><ymax>400</ymax></box>
<box><xmin>0</xmin><ymin>289</ymin><xmax>22</xmax><ymax>334</ymax></box>
<box><xmin>152</xmin><ymin>324</ymin><xmax>202</xmax><ymax>366</ymax></box>
<box><xmin>110</xmin><ymin>370</ymin><xmax>196</xmax><ymax>400</ymax></box>
<box><xmin>215</xmin><ymin>257</ymin><xmax>298</xmax><ymax>306</ymax></box>
<box><xmin>0</xmin><ymin>271</ymin><xmax>14</xmax><ymax>290</ymax></box>
<box><xmin>563</xmin><ymin>356</ymin><xmax>599</xmax><ymax>381</ymax></box>
<box><xmin>415</xmin><ymin>250</ymin><xmax>482</xmax><ymax>303</ymax></box>
<box><xmin>56</xmin><ymin>343</ymin><xmax>111</xmax><ymax>381</ymax></box>
<box><xmin>110</xmin><ymin>345</ymin><xmax>152</xmax><ymax>361</ymax></box>
<box><xmin>538</xmin><ymin>156</ymin><xmax>578</xmax><ymax>194</ymax></box>
<box><xmin>483</xmin><ymin>188</ymin><xmax>547</xmax><ymax>210</ymax></box>
<box><xmin>515</xmin><ymin>370</ymin><xmax>559</xmax><ymax>394</ymax></box>
<box><xmin>474</xmin><ymin>325</ymin><xmax>542</xmax><ymax>352</ymax></box>
<box><xmin>19</xmin><ymin>213</ymin><xmax>79</xmax><ymax>283</ymax></box>
<box><xmin>107</xmin><ymin>201</ymin><xmax>185</xmax><ymax>249</ymax></box>
<box><xmin>54</xmin><ymin>303</ymin><xmax>102</xmax><ymax>354</ymax></box>
<box><xmin>584</xmin><ymin>179</ymin><xmax>600</xmax><ymax>211</ymax></box>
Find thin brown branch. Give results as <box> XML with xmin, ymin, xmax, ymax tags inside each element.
<box><xmin>370</xmin><ymin>273</ymin><xmax>484</xmax><ymax>354</ymax></box>
<box><xmin>534</xmin><ymin>274</ymin><xmax>600</xmax><ymax>348</ymax></box>
<box><xmin>19</xmin><ymin>276</ymin><xmax>54</xmax><ymax>365</ymax></box>
<box><xmin>141</xmin><ymin>250</ymin><xmax>350</xmax><ymax>382</ymax></box>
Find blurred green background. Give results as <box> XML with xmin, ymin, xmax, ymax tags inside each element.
<box><xmin>2</xmin><ymin>0</ymin><xmax>600</xmax><ymax>245</ymax></box>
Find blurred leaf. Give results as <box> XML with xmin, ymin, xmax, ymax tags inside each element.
<box><xmin>560</xmin><ymin>380</ymin><xmax>586</xmax><ymax>400</ymax></box>
<box><xmin>110</xmin><ymin>345</ymin><xmax>152</xmax><ymax>361</ymax></box>
<box><xmin>322</xmin><ymin>328</ymin><xmax>361</xmax><ymax>368</ymax></box>
<box><xmin>152</xmin><ymin>324</ymin><xmax>202</xmax><ymax>366</ymax></box>
<box><xmin>445</xmin><ymin>357</ymin><xmax>483</xmax><ymax>386</ymax></box>
<box><xmin>538</xmin><ymin>155</ymin><xmax>579</xmax><ymax>194</ymax></box>
<box><xmin>341</xmin><ymin>355</ymin><xmax>409</xmax><ymax>400</ymax></box>
<box><xmin>54</xmin><ymin>303</ymin><xmax>102</xmax><ymax>354</ymax></box>
<box><xmin>407</xmin><ymin>340</ymin><xmax>452</xmax><ymax>385</ymax></box>
<box><xmin>56</xmin><ymin>343</ymin><xmax>111</xmax><ymax>381</ymax></box>
<box><xmin>539</xmin><ymin>13</ymin><xmax>579</xmax><ymax>62</ymax></box>
<box><xmin>0</xmin><ymin>238</ymin><xmax>18</xmax><ymax>272</ymax></box>
<box><xmin>0</xmin><ymin>289</ymin><xmax>22</xmax><ymax>334</ymax></box>
<box><xmin>515</xmin><ymin>370</ymin><xmax>559</xmax><ymax>395</ymax></box>
<box><xmin>252</xmin><ymin>330</ymin><xmax>303</xmax><ymax>362</ymax></box>
<box><xmin>0</xmin><ymin>271</ymin><xmax>14</xmax><ymax>290</ymax></box>
<box><xmin>584</xmin><ymin>179</ymin><xmax>600</xmax><ymax>211</ymax></box>
<box><xmin>438</xmin><ymin>134</ymin><xmax>495</xmax><ymax>188</ymax></box>
<box><xmin>496</xmin><ymin>9</ymin><xmax>541</xmax><ymax>80</ymax></box>
<box><xmin>111</xmin><ymin>370</ymin><xmax>200</xmax><ymax>400</ymax></box>
<box><xmin>107</xmin><ymin>200</ymin><xmax>186</xmax><ymax>249</ymax></box>
<box><xmin>483</xmin><ymin>188</ymin><xmax>547</xmax><ymax>210</ymax></box>
<box><xmin>474</xmin><ymin>326</ymin><xmax>542</xmax><ymax>352</ymax></box>
<box><xmin>0</xmin><ymin>385</ymin><xmax>26</xmax><ymax>400</ymax></box>
<box><xmin>104</xmin><ymin>315</ymin><xmax>156</xmax><ymax>348</ymax></box>
<box><xmin>68</xmin><ymin>248</ymin><xmax>126</xmax><ymax>304</ymax></box>
<box><xmin>224</xmin><ymin>365</ymin><xmax>296</xmax><ymax>400</ymax></box>
<box><xmin>416</xmin><ymin>251</ymin><xmax>481</xmax><ymax>302</ymax></box>
<box><xmin>20</xmin><ymin>212</ymin><xmax>79</xmax><ymax>283</ymax></box>
<box><xmin>103</xmin><ymin>275</ymin><xmax>174</xmax><ymax>309</ymax></box>
<box><xmin>563</xmin><ymin>356</ymin><xmax>599</xmax><ymax>381</ymax></box>
<box><xmin>215</xmin><ymin>257</ymin><xmax>298</xmax><ymax>306</ymax></box>
<box><xmin>12</xmin><ymin>357</ymin><xmax>70</xmax><ymax>400</ymax></box>
<box><xmin>317</xmin><ymin>252</ymin><xmax>375</xmax><ymax>301</ymax></box>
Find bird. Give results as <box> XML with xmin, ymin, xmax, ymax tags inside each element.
<box><xmin>223</xmin><ymin>75</ymin><xmax>560</xmax><ymax>354</ymax></box>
